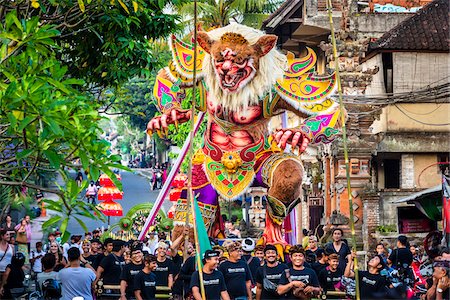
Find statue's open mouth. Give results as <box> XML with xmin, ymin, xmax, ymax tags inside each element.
<box><xmin>219</xmin><ymin>67</ymin><xmax>254</xmax><ymax>92</ymax></box>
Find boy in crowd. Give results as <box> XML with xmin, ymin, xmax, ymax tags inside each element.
<box><xmin>120</xmin><ymin>241</ymin><xmax>144</xmax><ymax>300</ymax></box>
<box><xmin>190</xmin><ymin>250</ymin><xmax>230</xmax><ymax>300</ymax></box>
<box><xmin>219</xmin><ymin>241</ymin><xmax>253</xmax><ymax>300</ymax></box>
<box><xmin>255</xmin><ymin>244</ymin><xmax>288</xmax><ymax>300</ymax></box>
<box><xmin>95</xmin><ymin>240</ymin><xmax>126</xmax><ymax>287</ymax></box>
<box><xmin>318</xmin><ymin>253</ymin><xmax>343</xmax><ymax>294</ymax></box>
<box><xmin>277</xmin><ymin>245</ymin><xmax>321</xmax><ymax>299</ymax></box>
<box><xmin>154</xmin><ymin>241</ymin><xmax>175</xmax><ymax>289</ymax></box>
<box><xmin>134</xmin><ymin>254</ymin><xmax>158</xmax><ymax>300</ymax></box>
<box><xmin>30</xmin><ymin>242</ymin><xmax>45</xmax><ymax>277</ymax></box>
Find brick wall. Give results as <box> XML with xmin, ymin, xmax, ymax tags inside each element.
<box><xmin>363</xmin><ymin>193</ymin><xmax>381</xmax><ymax>250</ymax></box>
<box><xmin>317</xmin><ymin>0</ymin><xmax>342</xmax><ymax>11</ymax></box>
<box><xmin>401</xmin><ymin>154</ymin><xmax>414</xmax><ymax>189</ymax></box>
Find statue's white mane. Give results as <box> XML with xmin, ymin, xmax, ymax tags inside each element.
<box><xmin>202</xmin><ymin>23</ymin><xmax>287</xmax><ymax>112</ymax></box>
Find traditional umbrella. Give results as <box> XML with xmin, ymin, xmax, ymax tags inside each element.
<box><xmin>98</xmin><ymin>200</ymin><xmax>123</xmax><ymax>225</ymax></box>
<box><xmin>97</xmin><ymin>186</ymin><xmax>123</xmax><ymax>201</ymax></box>
<box><xmin>99</xmin><ymin>173</ymin><xmax>122</xmax><ymax>187</ymax></box>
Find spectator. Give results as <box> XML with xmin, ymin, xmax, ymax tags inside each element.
<box><xmin>134</xmin><ymin>254</ymin><xmax>158</xmax><ymax>300</ymax></box>
<box><xmin>318</xmin><ymin>253</ymin><xmax>344</xmax><ymax>293</ymax></box>
<box><xmin>0</xmin><ymin>252</ymin><xmax>26</xmax><ymax>298</ymax></box>
<box><xmin>178</xmin><ymin>243</ymin><xmax>196</xmax><ymax>299</ymax></box>
<box><xmin>92</xmin><ymin>229</ymin><xmax>101</xmax><ymax>239</ymax></box>
<box><xmin>387</xmin><ymin>235</ymin><xmax>413</xmax><ymax>269</ymax></box>
<box><xmin>219</xmin><ymin>241</ymin><xmax>252</xmax><ymax>300</ymax></box>
<box><xmin>1</xmin><ymin>215</ymin><xmax>16</xmax><ymax>237</ymax></box>
<box><xmin>75</xmin><ymin>169</ymin><xmax>84</xmax><ymax>186</ymax></box>
<box><xmin>14</xmin><ymin>219</ymin><xmax>29</xmax><ymax>261</ymax></box>
<box><xmin>24</xmin><ymin>215</ymin><xmax>32</xmax><ymax>253</ymax></box>
<box><xmin>30</xmin><ymin>242</ymin><xmax>45</xmax><ymax>277</ymax></box>
<box><xmin>43</xmin><ymin>232</ymin><xmax>57</xmax><ymax>253</ymax></box>
<box><xmin>96</xmin><ymin>239</ymin><xmax>126</xmax><ymax>286</ymax></box>
<box><xmin>311</xmin><ymin>248</ymin><xmax>330</xmax><ymax>277</ymax></box>
<box><xmin>277</xmin><ymin>245</ymin><xmax>321</xmax><ymax>299</ymax></box>
<box><xmin>345</xmin><ymin>253</ymin><xmax>392</xmax><ymax>299</ymax></box>
<box><xmin>36</xmin><ymin>253</ymin><xmax>60</xmax><ymax>291</ymax></box>
<box><xmin>305</xmin><ymin>235</ymin><xmax>322</xmax><ymax>262</ymax></box>
<box><xmin>154</xmin><ymin>241</ymin><xmax>175</xmax><ymax>288</ymax></box>
<box><xmin>255</xmin><ymin>244</ymin><xmax>288</xmax><ymax>300</ymax></box>
<box><xmin>170</xmin><ymin>230</ymin><xmax>190</xmax><ymax>300</ymax></box>
<box><xmin>324</xmin><ymin>228</ymin><xmax>351</xmax><ymax>272</ymax></box>
<box><xmin>424</xmin><ymin>259</ymin><xmax>449</xmax><ymax>300</ymax></box>
<box><xmin>81</xmin><ymin>240</ymin><xmax>97</xmax><ymax>266</ymax></box>
<box><xmin>62</xmin><ymin>235</ymin><xmax>82</xmax><ymax>259</ymax></box>
<box><xmin>242</xmin><ymin>238</ymin><xmax>260</xmax><ymax>284</ymax></box>
<box><xmin>59</xmin><ymin>247</ymin><xmax>96</xmax><ymax>300</ymax></box>
<box><xmin>94</xmin><ymin>237</ymin><xmax>113</xmax><ymax>271</ymax></box>
<box><xmin>224</xmin><ymin>221</ymin><xmax>241</xmax><ymax>238</ymax></box>
<box><xmin>254</xmin><ymin>245</ymin><xmax>265</xmax><ymax>265</ymax></box>
<box><xmin>120</xmin><ymin>241</ymin><xmax>144</xmax><ymax>300</ymax></box>
<box><xmin>190</xmin><ymin>250</ymin><xmax>230</xmax><ymax>300</ymax></box>
<box><xmin>212</xmin><ymin>245</ymin><xmax>227</xmax><ymax>264</ymax></box>
<box><xmin>0</xmin><ymin>229</ymin><xmax>14</xmax><ymax>275</ymax></box>
<box><xmin>47</xmin><ymin>241</ymin><xmax>67</xmax><ymax>272</ymax></box>
<box><xmin>375</xmin><ymin>242</ymin><xmax>389</xmax><ymax>265</ymax></box>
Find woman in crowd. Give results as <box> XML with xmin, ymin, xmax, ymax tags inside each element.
<box><xmin>1</xmin><ymin>216</ymin><xmax>15</xmax><ymax>237</ymax></box>
<box><xmin>47</xmin><ymin>241</ymin><xmax>67</xmax><ymax>272</ymax></box>
<box><xmin>0</xmin><ymin>252</ymin><xmax>26</xmax><ymax>298</ymax></box>
<box><xmin>0</xmin><ymin>230</ymin><xmax>14</xmax><ymax>278</ymax></box>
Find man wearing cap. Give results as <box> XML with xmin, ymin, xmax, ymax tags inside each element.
<box><xmin>219</xmin><ymin>242</ymin><xmax>252</xmax><ymax>300</ymax></box>
<box><xmin>242</xmin><ymin>238</ymin><xmax>261</xmax><ymax>285</ymax></box>
<box><xmin>277</xmin><ymin>245</ymin><xmax>321</xmax><ymax>299</ymax></box>
<box><xmin>154</xmin><ymin>241</ymin><xmax>175</xmax><ymax>289</ymax></box>
<box><xmin>95</xmin><ymin>240</ymin><xmax>126</xmax><ymax>288</ymax></box>
<box><xmin>120</xmin><ymin>241</ymin><xmax>145</xmax><ymax>300</ymax></box>
<box><xmin>255</xmin><ymin>244</ymin><xmax>288</xmax><ymax>300</ymax></box>
<box><xmin>190</xmin><ymin>250</ymin><xmax>230</xmax><ymax>300</ymax></box>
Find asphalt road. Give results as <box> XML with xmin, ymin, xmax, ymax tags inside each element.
<box><xmin>66</xmin><ymin>171</ymin><xmax>171</xmax><ymax>235</ymax></box>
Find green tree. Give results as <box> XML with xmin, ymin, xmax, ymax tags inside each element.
<box><xmin>0</xmin><ymin>0</ymin><xmax>183</xmax><ymax>241</ymax></box>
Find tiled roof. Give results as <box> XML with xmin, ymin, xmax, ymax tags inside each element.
<box><xmin>369</xmin><ymin>0</ymin><xmax>449</xmax><ymax>52</ymax></box>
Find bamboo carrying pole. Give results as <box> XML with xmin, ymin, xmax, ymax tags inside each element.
<box><xmin>325</xmin><ymin>1</ymin><xmax>361</xmax><ymax>299</ymax></box>
<box><xmin>184</xmin><ymin>1</ymin><xmax>206</xmax><ymax>299</ymax></box>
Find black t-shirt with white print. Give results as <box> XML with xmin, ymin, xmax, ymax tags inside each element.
<box><xmin>189</xmin><ymin>270</ymin><xmax>227</xmax><ymax>300</ymax></box>
<box><xmin>154</xmin><ymin>258</ymin><xmax>175</xmax><ymax>287</ymax></box>
<box><xmin>358</xmin><ymin>271</ymin><xmax>389</xmax><ymax>299</ymax></box>
<box><xmin>279</xmin><ymin>266</ymin><xmax>320</xmax><ymax>300</ymax></box>
<box><xmin>120</xmin><ymin>262</ymin><xmax>144</xmax><ymax>297</ymax></box>
<box><xmin>100</xmin><ymin>253</ymin><xmax>126</xmax><ymax>285</ymax></box>
<box><xmin>255</xmin><ymin>263</ymin><xmax>288</xmax><ymax>299</ymax></box>
<box><xmin>134</xmin><ymin>270</ymin><xmax>157</xmax><ymax>300</ymax></box>
<box><xmin>219</xmin><ymin>259</ymin><xmax>252</xmax><ymax>298</ymax></box>
<box><xmin>318</xmin><ymin>266</ymin><xmax>343</xmax><ymax>291</ymax></box>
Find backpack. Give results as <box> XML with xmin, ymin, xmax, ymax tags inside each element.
<box><xmin>42</xmin><ymin>279</ymin><xmax>62</xmax><ymax>299</ymax></box>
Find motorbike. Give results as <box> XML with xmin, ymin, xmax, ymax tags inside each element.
<box><xmin>86</xmin><ymin>193</ymin><xmax>97</xmax><ymax>205</ymax></box>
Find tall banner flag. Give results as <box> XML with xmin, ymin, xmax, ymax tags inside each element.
<box><xmin>442</xmin><ymin>174</ymin><xmax>450</xmax><ymax>247</ymax></box>
<box><xmin>193</xmin><ymin>195</ymin><xmax>212</xmax><ymax>265</ymax></box>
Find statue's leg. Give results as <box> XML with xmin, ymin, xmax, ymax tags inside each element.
<box><xmin>259</xmin><ymin>153</ymin><xmax>303</xmax><ymax>248</ymax></box>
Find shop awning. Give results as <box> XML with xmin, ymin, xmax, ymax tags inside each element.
<box><xmin>392</xmin><ymin>185</ymin><xmax>442</xmax><ymax>221</ymax></box>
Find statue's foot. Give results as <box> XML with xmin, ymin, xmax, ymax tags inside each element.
<box><xmin>257</xmin><ymin>214</ymin><xmax>290</xmax><ymax>259</ymax></box>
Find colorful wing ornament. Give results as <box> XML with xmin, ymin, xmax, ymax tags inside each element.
<box><xmin>153</xmin><ymin>34</ymin><xmax>207</xmax><ymax>113</ymax></box>
<box><xmin>275</xmin><ymin>47</ymin><xmax>342</xmax><ymax>144</ymax></box>
<box><xmin>275</xmin><ymin>48</ymin><xmax>338</xmax><ymax>115</ymax></box>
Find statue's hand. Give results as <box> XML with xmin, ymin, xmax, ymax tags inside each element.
<box><xmin>273</xmin><ymin>128</ymin><xmax>310</xmax><ymax>153</ymax></box>
<box><xmin>147</xmin><ymin>108</ymin><xmax>192</xmax><ymax>137</ymax></box>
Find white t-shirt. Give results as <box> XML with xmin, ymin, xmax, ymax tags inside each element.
<box><xmin>0</xmin><ymin>244</ymin><xmax>14</xmax><ymax>272</ymax></box>
<box><xmin>30</xmin><ymin>250</ymin><xmax>46</xmax><ymax>273</ymax></box>
<box><xmin>62</xmin><ymin>243</ymin><xmax>82</xmax><ymax>259</ymax></box>
<box><xmin>59</xmin><ymin>267</ymin><xmax>96</xmax><ymax>300</ymax></box>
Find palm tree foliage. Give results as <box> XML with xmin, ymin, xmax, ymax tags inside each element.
<box><xmin>176</xmin><ymin>0</ymin><xmax>284</xmax><ymax>29</ymax></box>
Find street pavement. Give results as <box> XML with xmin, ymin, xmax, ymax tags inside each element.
<box><xmin>31</xmin><ymin>170</ymin><xmax>172</xmax><ymax>245</ymax></box>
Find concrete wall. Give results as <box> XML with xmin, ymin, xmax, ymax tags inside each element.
<box><xmin>393</xmin><ymin>52</ymin><xmax>450</xmax><ymax>93</ymax></box>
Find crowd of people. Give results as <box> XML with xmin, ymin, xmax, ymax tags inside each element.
<box><xmin>0</xmin><ymin>214</ymin><xmax>449</xmax><ymax>300</ymax></box>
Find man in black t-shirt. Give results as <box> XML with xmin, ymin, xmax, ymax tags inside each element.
<box><xmin>134</xmin><ymin>254</ymin><xmax>158</xmax><ymax>300</ymax></box>
<box><xmin>95</xmin><ymin>240</ymin><xmax>126</xmax><ymax>286</ymax></box>
<box><xmin>311</xmin><ymin>248</ymin><xmax>330</xmax><ymax>277</ymax></box>
<box><xmin>345</xmin><ymin>253</ymin><xmax>392</xmax><ymax>299</ymax></box>
<box><xmin>154</xmin><ymin>241</ymin><xmax>174</xmax><ymax>288</ymax></box>
<box><xmin>120</xmin><ymin>242</ymin><xmax>144</xmax><ymax>300</ymax></box>
<box><xmin>255</xmin><ymin>244</ymin><xmax>288</xmax><ymax>300</ymax></box>
<box><xmin>277</xmin><ymin>245</ymin><xmax>321</xmax><ymax>299</ymax></box>
<box><xmin>387</xmin><ymin>235</ymin><xmax>413</xmax><ymax>269</ymax></box>
<box><xmin>318</xmin><ymin>253</ymin><xmax>343</xmax><ymax>293</ymax></box>
<box><xmin>242</xmin><ymin>238</ymin><xmax>261</xmax><ymax>284</ymax></box>
<box><xmin>190</xmin><ymin>250</ymin><xmax>230</xmax><ymax>300</ymax></box>
<box><xmin>219</xmin><ymin>241</ymin><xmax>252</xmax><ymax>300</ymax></box>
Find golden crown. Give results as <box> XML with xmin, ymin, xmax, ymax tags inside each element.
<box><xmin>220</xmin><ymin>32</ymin><xmax>248</xmax><ymax>45</ymax></box>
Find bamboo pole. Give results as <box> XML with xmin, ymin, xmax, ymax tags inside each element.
<box><xmin>325</xmin><ymin>1</ymin><xmax>360</xmax><ymax>299</ymax></box>
<box><xmin>185</xmin><ymin>1</ymin><xmax>206</xmax><ymax>299</ymax></box>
